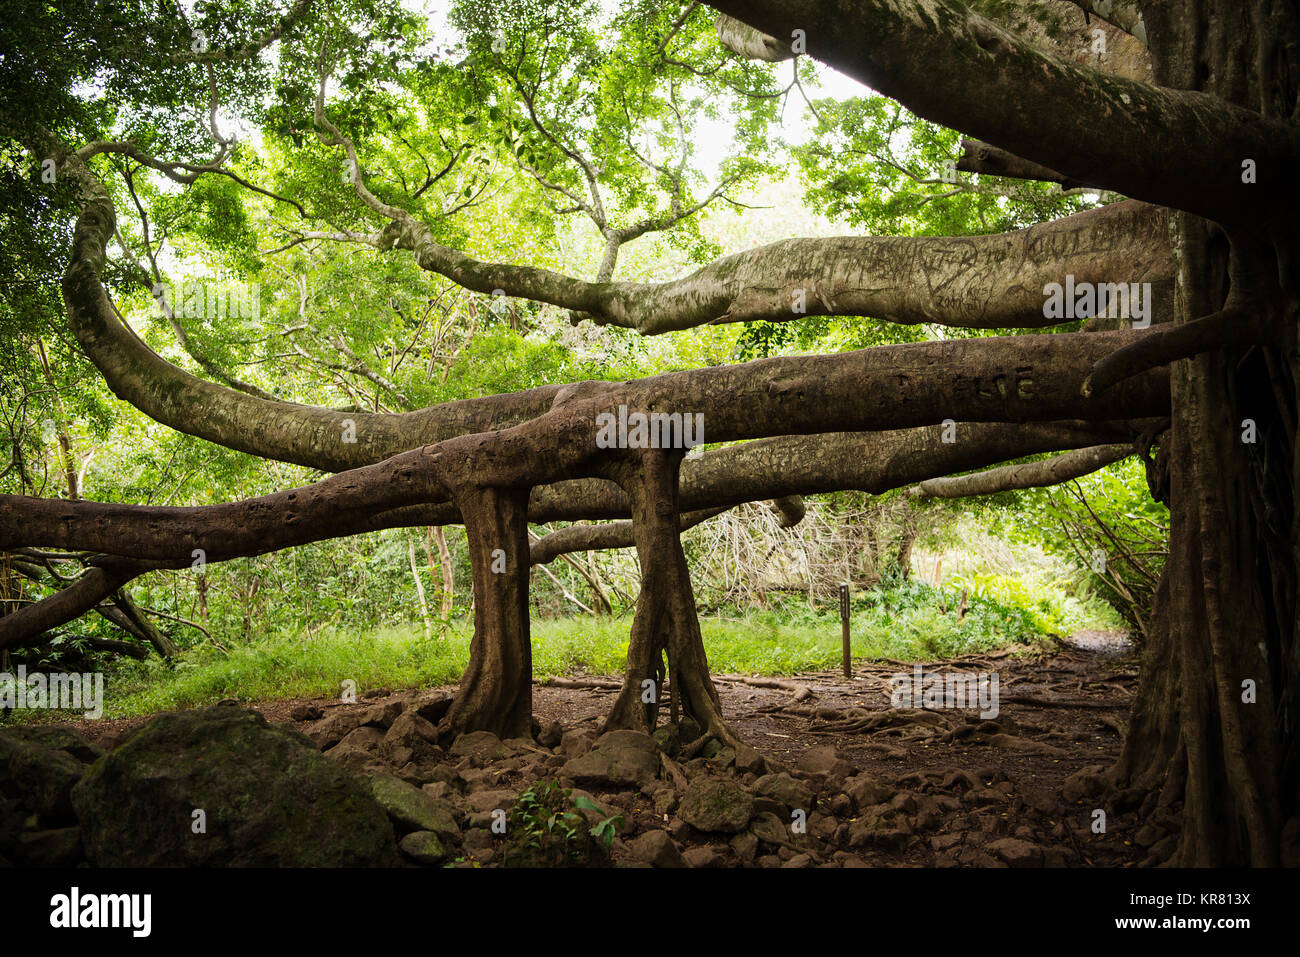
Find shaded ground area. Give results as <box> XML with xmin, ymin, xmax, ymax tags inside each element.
<box><xmin>41</xmin><ymin>633</ymin><xmax>1160</xmax><ymax>868</ymax></box>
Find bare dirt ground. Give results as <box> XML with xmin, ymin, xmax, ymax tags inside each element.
<box><xmin>60</xmin><ymin>632</ymin><xmax>1155</xmax><ymax>868</ymax></box>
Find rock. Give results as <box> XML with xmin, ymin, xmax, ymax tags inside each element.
<box><xmin>652</xmin><ymin>788</ymin><xmax>678</xmax><ymax>818</ymax></box>
<box><xmin>781</xmin><ymin>853</ymin><xmax>815</xmax><ymax>868</ymax></box>
<box><xmin>628</xmin><ymin>829</ymin><xmax>685</xmax><ymax>867</ymax></box>
<box><xmin>987</xmin><ymin>837</ymin><xmax>1045</xmax><ymax>867</ymax></box>
<box><xmin>362</xmin><ymin>699</ymin><xmax>401</xmax><ymax>723</ymax></box>
<box><xmin>398</xmin><ymin>830</ymin><xmax>447</xmax><ymax>865</ymax></box>
<box><xmin>72</xmin><ymin>707</ymin><xmax>398</xmax><ymax>866</ymax></box>
<box><xmin>462</xmin><ymin>828</ymin><xmax>495</xmax><ymax>853</ymax></box>
<box><xmin>730</xmin><ymin>831</ymin><xmax>759</xmax><ymax>862</ymax></box>
<box><xmin>846</xmin><ymin>773</ymin><xmax>893</xmax><ymax>811</ymax></box>
<box><xmin>381</xmin><ymin>712</ymin><xmax>440</xmax><ymax>766</ymax></box>
<box><xmin>289</xmin><ymin>703</ymin><xmax>324</xmax><ymax>722</ymax></box>
<box><xmin>422</xmin><ymin>781</ymin><xmax>453</xmax><ymax>801</ymax></box>
<box><xmin>304</xmin><ymin>710</ymin><xmax>366</xmax><ymax>750</ymax></box>
<box><xmin>964</xmin><ymin>788</ymin><xmax>1005</xmax><ymax>807</ymax></box>
<box><xmin>369</xmin><ymin>774</ymin><xmax>461</xmax><ymax>839</ymax></box>
<box><xmin>413</xmin><ymin>696</ymin><xmax>453</xmax><ymax>725</ymax></box>
<box><xmin>466</xmin><ymin>789</ymin><xmax>517</xmax><ymax>815</ymax></box>
<box><xmin>559</xmin><ymin>730</ymin><xmax>593</xmax><ymax>759</ymax></box>
<box><xmin>323</xmin><ymin>726</ymin><xmax>388</xmax><ymax>774</ymax></box>
<box><xmin>848</xmin><ymin>810</ymin><xmax>913</xmax><ymax>851</ymax></box>
<box><xmin>1061</xmin><ymin>765</ymin><xmax>1109</xmax><ymax>804</ymax></box>
<box><xmin>707</xmin><ymin>747</ymin><xmax>736</xmax><ymax>770</ymax></box>
<box><xmin>1018</xmin><ymin>786</ymin><xmax>1059</xmax><ymax>815</ymax></box>
<box><xmin>810</xmin><ymin>811</ymin><xmax>838</xmax><ymax>841</ymax></box>
<box><xmin>15</xmin><ymin>827</ymin><xmax>83</xmax><ymax>867</ymax></box>
<box><xmin>749</xmin><ymin>811</ymin><xmax>788</xmax><ymax>847</ymax></box>
<box><xmin>677</xmin><ymin>778</ymin><xmax>754</xmax><ymax>834</ymax></box>
<box><xmin>890</xmin><ymin>791</ymin><xmax>918</xmax><ymax>814</ymax></box>
<box><xmin>752</xmin><ymin>772</ymin><xmax>814</xmax><ymax>814</ymax></box>
<box><xmin>449</xmin><ymin>731</ymin><xmax>506</xmax><ymax>763</ymax></box>
<box><xmin>424</xmin><ymin>765</ymin><xmax>465</xmax><ymax>792</ymax></box>
<box><xmin>652</xmin><ymin>724</ymin><xmax>681</xmax><ymax>756</ymax></box>
<box><xmin>0</xmin><ymin>732</ymin><xmax>86</xmax><ymax>824</ymax></box>
<box><xmin>682</xmin><ymin>846</ymin><xmax>726</xmax><ymax>868</ymax></box>
<box><xmin>796</xmin><ymin>746</ymin><xmax>853</xmax><ymax>778</ymax></box>
<box><xmin>1043</xmin><ymin>845</ymin><xmax>1072</xmax><ymax>867</ymax></box>
<box><xmin>825</xmin><ymin>793</ymin><xmax>854</xmax><ymax>817</ymax></box>
<box><xmin>333</xmin><ymin>725</ymin><xmax>385</xmax><ymax>753</ymax></box>
<box><xmin>561</xmin><ymin>730</ymin><xmax>660</xmax><ymax>789</ymax></box>
<box><xmin>538</xmin><ymin>720</ymin><xmax>564</xmax><ymax>749</ymax></box>
<box><xmin>0</xmin><ymin>726</ymin><xmax>103</xmax><ymax>764</ymax></box>
<box><xmin>733</xmin><ymin>742</ymin><xmax>767</xmax><ymax>775</ymax></box>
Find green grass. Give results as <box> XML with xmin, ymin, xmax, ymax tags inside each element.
<box><xmin>5</xmin><ymin>575</ymin><xmax>1091</xmax><ymax>722</ymax></box>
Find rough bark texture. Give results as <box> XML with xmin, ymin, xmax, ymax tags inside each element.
<box><xmin>601</xmin><ymin>450</ymin><xmax>734</xmax><ymax>747</ymax></box>
<box><xmin>1102</xmin><ymin>0</ymin><xmax>1299</xmax><ymax>866</ymax></box>
<box><xmin>909</xmin><ymin>444</ymin><xmax>1131</xmax><ymax>498</ymax></box>
<box><xmin>437</xmin><ymin>481</ymin><xmax>534</xmax><ymax>740</ymax></box>
<box><xmin>709</xmin><ymin>0</ymin><xmax>1300</xmax><ymax>226</ymax></box>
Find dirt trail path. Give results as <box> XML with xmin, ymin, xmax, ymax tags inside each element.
<box><xmin>60</xmin><ymin>633</ymin><xmax>1152</xmax><ymax>867</ymax></box>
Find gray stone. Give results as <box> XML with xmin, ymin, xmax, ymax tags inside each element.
<box><xmin>752</xmin><ymin>772</ymin><xmax>814</xmax><ymax>813</ymax></box>
<box><xmin>628</xmin><ymin>829</ymin><xmax>684</xmax><ymax>867</ymax></box>
<box><xmin>561</xmin><ymin>730</ymin><xmax>660</xmax><ymax>789</ymax></box>
<box><xmin>678</xmin><ymin>778</ymin><xmax>753</xmax><ymax>834</ymax></box>
<box><xmin>369</xmin><ymin>774</ymin><xmax>461</xmax><ymax>839</ymax></box>
<box><xmin>682</xmin><ymin>845</ymin><xmax>726</xmax><ymax>868</ymax></box>
<box><xmin>398</xmin><ymin>830</ymin><xmax>447</xmax><ymax>865</ymax></box>
<box><xmin>449</xmin><ymin>731</ymin><xmax>506</xmax><ymax>762</ymax></box>
<box><xmin>987</xmin><ymin>837</ymin><xmax>1045</xmax><ymax>867</ymax></box>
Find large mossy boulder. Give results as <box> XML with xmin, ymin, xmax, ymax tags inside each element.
<box><xmin>0</xmin><ymin>729</ymin><xmax>89</xmax><ymax>825</ymax></box>
<box><xmin>71</xmin><ymin>706</ymin><xmax>399</xmax><ymax>866</ymax></box>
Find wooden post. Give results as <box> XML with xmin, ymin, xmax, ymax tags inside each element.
<box><xmin>840</xmin><ymin>582</ymin><xmax>851</xmax><ymax>677</ymax></box>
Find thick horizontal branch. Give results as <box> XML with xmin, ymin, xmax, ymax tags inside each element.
<box><xmin>715</xmin><ymin>13</ymin><xmax>793</xmax><ymax>60</ymax></box>
<box><xmin>59</xmin><ymin>134</ymin><xmax>1170</xmax><ymax>481</ymax></box>
<box><xmin>908</xmin><ymin>444</ymin><xmax>1131</xmax><ymax>498</ymax></box>
<box><xmin>0</xmin><ymin>418</ymin><xmax>1153</xmax><ymax>643</ymax></box>
<box><xmin>388</xmin><ymin>199</ymin><xmax>1172</xmax><ymax>335</ymax></box>
<box><xmin>709</xmin><ymin>0</ymin><xmax>1300</xmax><ymax>225</ymax></box>
<box><xmin>62</xmin><ymin>188</ymin><xmax>562</xmax><ymax>471</ymax></box>
<box><xmin>529</xmin><ymin>506</ymin><xmax>730</xmax><ymax>565</ymax></box>
<box><xmin>1081</xmin><ymin>308</ymin><xmax>1271</xmax><ymax>396</ymax></box>
<box><xmin>957</xmin><ymin>139</ymin><xmax>1090</xmax><ymax>189</ymax></box>
<box><xmin>0</xmin><ymin>563</ymin><xmax>142</xmax><ymax>650</ymax></box>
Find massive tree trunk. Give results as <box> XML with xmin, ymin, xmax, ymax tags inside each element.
<box><xmin>601</xmin><ymin>449</ymin><xmax>733</xmax><ymax>747</ymax></box>
<box><xmin>1106</xmin><ymin>0</ymin><xmax>1299</xmax><ymax>866</ymax></box>
<box><xmin>438</xmin><ymin>481</ymin><xmax>534</xmax><ymax>740</ymax></box>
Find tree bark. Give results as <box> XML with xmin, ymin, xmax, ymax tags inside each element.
<box><xmin>601</xmin><ymin>449</ymin><xmax>735</xmax><ymax>746</ymax></box>
<box><xmin>1104</xmin><ymin>0</ymin><xmax>1299</xmax><ymax>866</ymax></box>
<box><xmin>437</xmin><ymin>480</ymin><xmax>534</xmax><ymax>740</ymax></box>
